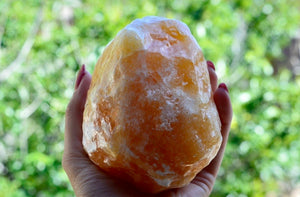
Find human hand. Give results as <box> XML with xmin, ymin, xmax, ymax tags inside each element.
<box><xmin>62</xmin><ymin>61</ymin><xmax>232</xmax><ymax>197</ymax></box>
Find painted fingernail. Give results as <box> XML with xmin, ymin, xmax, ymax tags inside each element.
<box><xmin>207</xmin><ymin>60</ymin><xmax>215</xmax><ymax>71</ymax></box>
<box><xmin>219</xmin><ymin>83</ymin><xmax>228</xmax><ymax>92</ymax></box>
<box><xmin>75</xmin><ymin>64</ymin><xmax>86</xmax><ymax>89</ymax></box>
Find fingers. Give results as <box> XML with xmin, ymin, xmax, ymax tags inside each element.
<box><xmin>64</xmin><ymin>65</ymin><xmax>92</xmax><ymax>157</ymax></box>
<box><xmin>202</xmin><ymin>83</ymin><xmax>232</xmax><ymax>177</ymax></box>
<box><xmin>192</xmin><ymin>82</ymin><xmax>232</xmax><ymax>194</ymax></box>
<box><xmin>214</xmin><ymin>83</ymin><xmax>232</xmax><ymax>132</ymax></box>
<box><xmin>207</xmin><ymin>60</ymin><xmax>218</xmax><ymax>92</ymax></box>
<box><xmin>75</xmin><ymin>65</ymin><xmax>87</xmax><ymax>89</ymax></box>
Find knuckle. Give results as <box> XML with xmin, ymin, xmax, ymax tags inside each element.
<box><xmin>62</xmin><ymin>153</ymin><xmax>69</xmax><ymax>170</ymax></box>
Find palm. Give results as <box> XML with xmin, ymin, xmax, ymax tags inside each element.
<box><xmin>63</xmin><ymin>61</ymin><xmax>232</xmax><ymax>197</ymax></box>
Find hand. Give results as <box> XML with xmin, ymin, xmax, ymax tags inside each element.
<box><xmin>63</xmin><ymin>61</ymin><xmax>232</xmax><ymax>197</ymax></box>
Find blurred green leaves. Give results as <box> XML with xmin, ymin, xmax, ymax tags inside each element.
<box><xmin>0</xmin><ymin>0</ymin><xmax>300</xmax><ymax>196</ymax></box>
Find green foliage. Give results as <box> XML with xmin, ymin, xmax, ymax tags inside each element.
<box><xmin>0</xmin><ymin>0</ymin><xmax>299</xmax><ymax>196</ymax></box>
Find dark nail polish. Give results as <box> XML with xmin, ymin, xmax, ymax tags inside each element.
<box><xmin>207</xmin><ymin>60</ymin><xmax>215</xmax><ymax>71</ymax></box>
<box><xmin>219</xmin><ymin>83</ymin><xmax>228</xmax><ymax>92</ymax></box>
<box><xmin>75</xmin><ymin>64</ymin><xmax>86</xmax><ymax>89</ymax></box>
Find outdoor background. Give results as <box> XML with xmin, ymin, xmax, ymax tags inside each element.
<box><xmin>0</xmin><ymin>0</ymin><xmax>300</xmax><ymax>196</ymax></box>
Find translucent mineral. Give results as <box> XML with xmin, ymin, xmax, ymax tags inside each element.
<box><xmin>82</xmin><ymin>16</ymin><xmax>222</xmax><ymax>193</ymax></box>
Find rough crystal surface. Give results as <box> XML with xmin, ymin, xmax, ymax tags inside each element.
<box><xmin>82</xmin><ymin>16</ymin><xmax>222</xmax><ymax>193</ymax></box>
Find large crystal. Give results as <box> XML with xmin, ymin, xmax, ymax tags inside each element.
<box><xmin>82</xmin><ymin>16</ymin><xmax>221</xmax><ymax>193</ymax></box>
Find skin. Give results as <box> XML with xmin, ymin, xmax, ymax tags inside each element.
<box><xmin>63</xmin><ymin>61</ymin><xmax>233</xmax><ymax>197</ymax></box>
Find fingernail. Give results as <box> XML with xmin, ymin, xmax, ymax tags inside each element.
<box><xmin>75</xmin><ymin>64</ymin><xmax>86</xmax><ymax>89</ymax></box>
<box><xmin>207</xmin><ymin>60</ymin><xmax>215</xmax><ymax>71</ymax></box>
<box><xmin>219</xmin><ymin>83</ymin><xmax>229</xmax><ymax>92</ymax></box>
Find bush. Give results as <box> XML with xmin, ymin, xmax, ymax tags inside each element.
<box><xmin>0</xmin><ymin>0</ymin><xmax>299</xmax><ymax>196</ymax></box>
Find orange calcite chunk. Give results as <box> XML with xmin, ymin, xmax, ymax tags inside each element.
<box><xmin>83</xmin><ymin>16</ymin><xmax>222</xmax><ymax>193</ymax></box>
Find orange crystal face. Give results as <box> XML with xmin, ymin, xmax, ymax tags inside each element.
<box><xmin>82</xmin><ymin>16</ymin><xmax>222</xmax><ymax>193</ymax></box>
